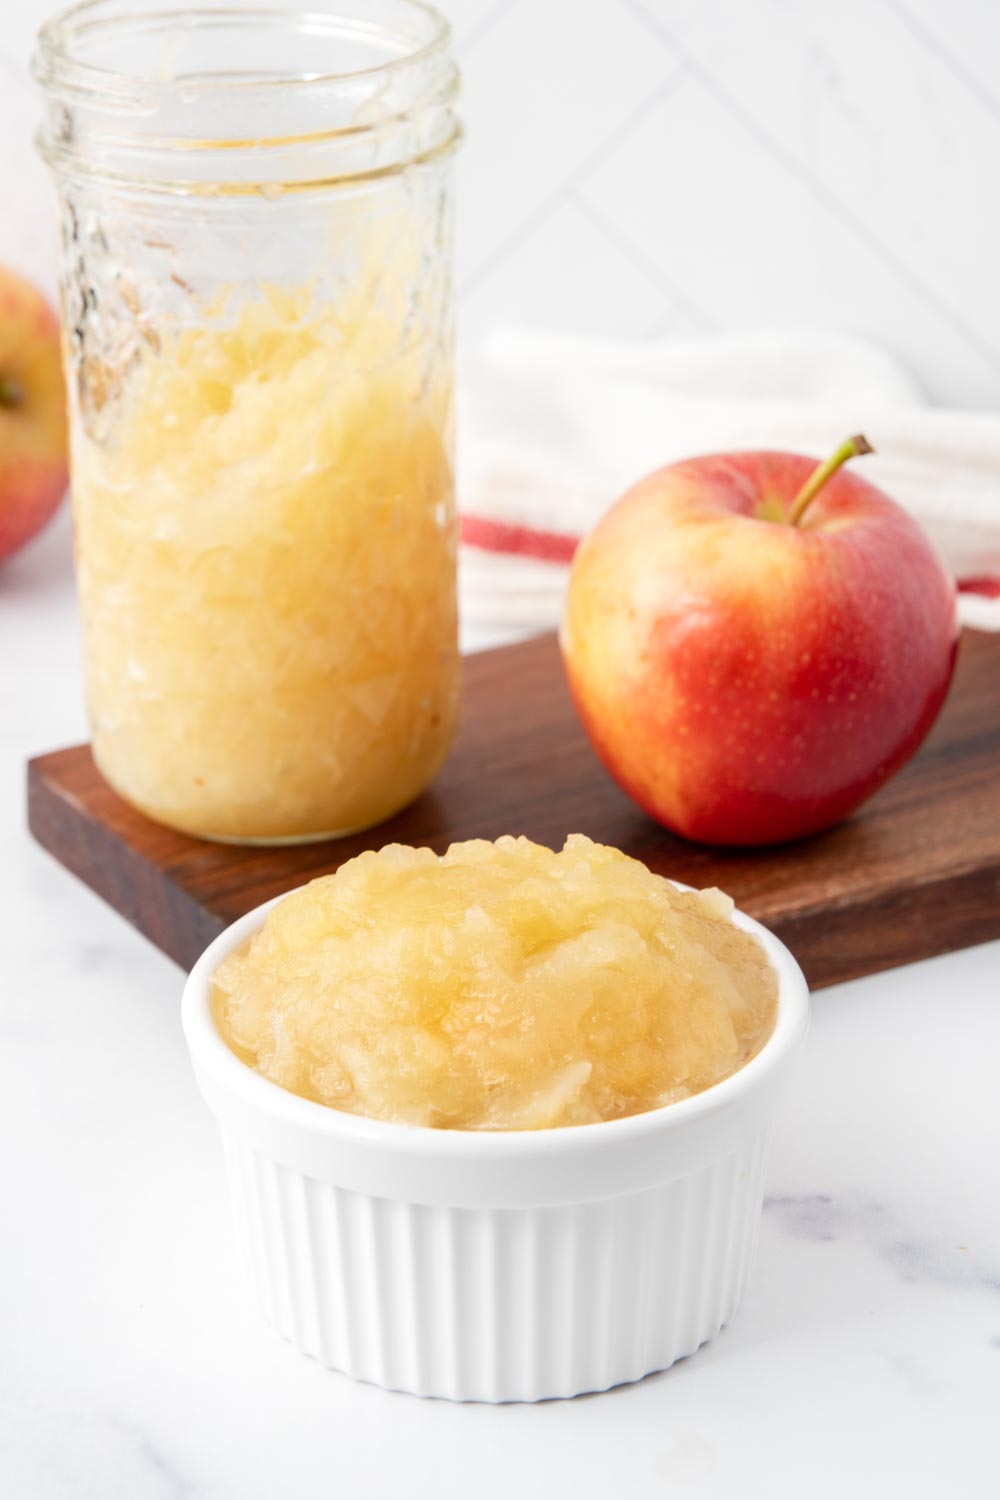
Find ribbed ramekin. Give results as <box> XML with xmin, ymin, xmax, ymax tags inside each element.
<box><xmin>182</xmin><ymin>889</ymin><xmax>808</xmax><ymax>1402</ymax></box>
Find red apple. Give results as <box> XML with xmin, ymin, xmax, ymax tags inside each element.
<box><xmin>0</xmin><ymin>267</ymin><xmax>68</xmax><ymax>562</ymax></box>
<box><xmin>561</xmin><ymin>437</ymin><xmax>958</xmax><ymax>846</ymax></box>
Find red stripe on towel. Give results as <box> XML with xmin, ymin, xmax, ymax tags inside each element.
<box><xmin>957</xmin><ymin>575</ymin><xmax>1000</xmax><ymax>599</ymax></box>
<box><xmin>462</xmin><ymin>516</ymin><xmax>1000</xmax><ymax>601</ymax></box>
<box><xmin>460</xmin><ymin>514</ymin><xmax>580</xmax><ymax>565</ymax></box>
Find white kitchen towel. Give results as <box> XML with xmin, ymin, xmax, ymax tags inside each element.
<box><xmin>457</xmin><ymin>329</ymin><xmax>1000</xmax><ymax>643</ymax></box>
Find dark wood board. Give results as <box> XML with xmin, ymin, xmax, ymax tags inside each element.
<box><xmin>27</xmin><ymin>629</ymin><xmax>1000</xmax><ymax>989</ymax></box>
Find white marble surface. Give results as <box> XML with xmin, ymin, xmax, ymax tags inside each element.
<box><xmin>3</xmin><ymin>512</ymin><xmax>999</xmax><ymax>1498</ymax></box>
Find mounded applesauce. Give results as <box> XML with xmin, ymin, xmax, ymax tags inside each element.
<box><xmin>212</xmin><ymin>835</ymin><xmax>778</xmax><ymax>1130</ymax></box>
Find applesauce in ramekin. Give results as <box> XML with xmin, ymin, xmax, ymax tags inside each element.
<box><xmin>183</xmin><ymin>841</ymin><xmax>807</xmax><ymax>1400</ymax></box>
<box><xmin>211</xmin><ymin>834</ymin><xmax>778</xmax><ymax>1130</ymax></box>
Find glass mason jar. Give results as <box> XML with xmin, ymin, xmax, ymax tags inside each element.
<box><xmin>34</xmin><ymin>0</ymin><xmax>461</xmax><ymax>843</ymax></box>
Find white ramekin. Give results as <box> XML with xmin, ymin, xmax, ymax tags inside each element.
<box><xmin>182</xmin><ymin>888</ymin><xmax>808</xmax><ymax>1402</ymax></box>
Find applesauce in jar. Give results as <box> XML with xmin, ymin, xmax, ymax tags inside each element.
<box><xmin>35</xmin><ymin>1</ymin><xmax>462</xmax><ymax>842</ymax></box>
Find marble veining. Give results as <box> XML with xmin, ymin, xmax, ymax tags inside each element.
<box><xmin>766</xmin><ymin>1192</ymin><xmax>1000</xmax><ymax>1294</ymax></box>
<box><xmin>105</xmin><ymin>1417</ymin><xmax>199</xmax><ymax>1500</ymax></box>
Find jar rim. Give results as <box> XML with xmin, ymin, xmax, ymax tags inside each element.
<box><xmin>33</xmin><ymin>1</ymin><xmax>461</xmax><ymax>193</ymax></box>
<box><xmin>35</xmin><ymin>0</ymin><xmax>452</xmax><ymax>102</ymax></box>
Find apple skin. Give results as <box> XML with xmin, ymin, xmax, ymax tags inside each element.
<box><xmin>560</xmin><ymin>451</ymin><xmax>959</xmax><ymax>846</ymax></box>
<box><xmin>0</xmin><ymin>268</ymin><xmax>68</xmax><ymax>562</ymax></box>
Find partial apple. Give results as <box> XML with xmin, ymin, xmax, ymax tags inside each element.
<box><xmin>561</xmin><ymin>437</ymin><xmax>958</xmax><ymax>846</ymax></box>
<box><xmin>0</xmin><ymin>266</ymin><xmax>68</xmax><ymax>562</ymax></box>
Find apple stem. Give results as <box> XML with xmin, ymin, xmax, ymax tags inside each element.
<box><xmin>0</xmin><ymin>373</ymin><xmax>25</xmax><ymax>410</ymax></box>
<box><xmin>787</xmin><ymin>434</ymin><xmax>874</xmax><ymax>525</ymax></box>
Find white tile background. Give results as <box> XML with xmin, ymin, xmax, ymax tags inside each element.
<box><xmin>4</xmin><ymin>0</ymin><xmax>1000</xmax><ymax>407</ymax></box>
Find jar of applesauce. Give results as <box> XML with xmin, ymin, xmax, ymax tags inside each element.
<box><xmin>34</xmin><ymin>1</ymin><xmax>461</xmax><ymax>842</ymax></box>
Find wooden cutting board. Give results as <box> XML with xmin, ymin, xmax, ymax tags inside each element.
<box><xmin>27</xmin><ymin>628</ymin><xmax>1000</xmax><ymax>988</ymax></box>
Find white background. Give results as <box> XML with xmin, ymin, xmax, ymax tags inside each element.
<box><xmin>5</xmin><ymin>0</ymin><xmax>1000</xmax><ymax>407</ymax></box>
